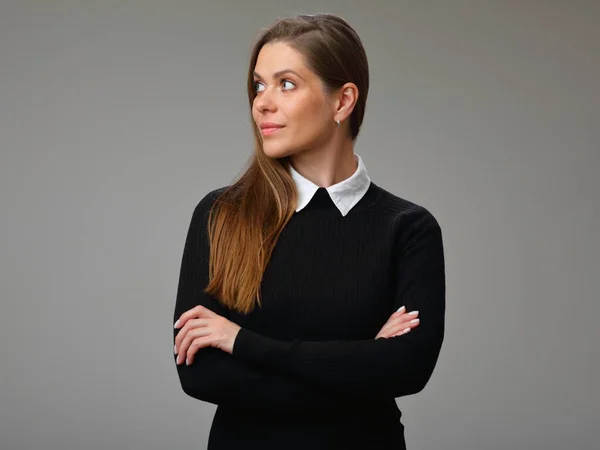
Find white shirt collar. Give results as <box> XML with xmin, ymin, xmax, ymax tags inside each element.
<box><xmin>289</xmin><ymin>153</ymin><xmax>371</xmax><ymax>217</ymax></box>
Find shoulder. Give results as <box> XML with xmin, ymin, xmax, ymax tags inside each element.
<box><xmin>193</xmin><ymin>185</ymin><xmax>231</xmax><ymax>213</ymax></box>
<box><xmin>187</xmin><ymin>185</ymin><xmax>232</xmax><ymax>228</ymax></box>
<box><xmin>369</xmin><ymin>184</ymin><xmax>445</xmax><ymax>263</ymax></box>
<box><xmin>370</xmin><ymin>182</ymin><xmax>441</xmax><ymax>233</ymax></box>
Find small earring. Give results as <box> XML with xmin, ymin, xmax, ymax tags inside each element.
<box><xmin>336</xmin><ymin>119</ymin><xmax>341</xmax><ymax>127</ymax></box>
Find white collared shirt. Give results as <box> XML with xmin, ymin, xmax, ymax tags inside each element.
<box><xmin>289</xmin><ymin>153</ymin><xmax>371</xmax><ymax>217</ymax></box>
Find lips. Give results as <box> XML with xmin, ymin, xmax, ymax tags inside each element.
<box><xmin>259</xmin><ymin>123</ymin><xmax>284</xmax><ymax>135</ymax></box>
<box><xmin>260</xmin><ymin>122</ymin><xmax>283</xmax><ymax>129</ymax></box>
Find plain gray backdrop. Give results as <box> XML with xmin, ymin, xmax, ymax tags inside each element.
<box><xmin>1</xmin><ymin>1</ymin><xmax>598</xmax><ymax>449</ymax></box>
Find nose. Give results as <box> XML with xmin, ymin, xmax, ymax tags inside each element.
<box><xmin>253</xmin><ymin>87</ymin><xmax>277</xmax><ymax>113</ymax></box>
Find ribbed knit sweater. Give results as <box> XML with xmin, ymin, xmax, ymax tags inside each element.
<box><xmin>173</xmin><ymin>181</ymin><xmax>446</xmax><ymax>450</ymax></box>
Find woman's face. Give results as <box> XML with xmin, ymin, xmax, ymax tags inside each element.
<box><xmin>251</xmin><ymin>41</ymin><xmax>336</xmax><ymax>159</ymax></box>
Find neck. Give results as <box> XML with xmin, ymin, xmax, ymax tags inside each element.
<box><xmin>289</xmin><ymin>138</ymin><xmax>357</xmax><ymax>188</ymax></box>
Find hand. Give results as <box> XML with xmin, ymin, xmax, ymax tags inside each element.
<box><xmin>375</xmin><ymin>306</ymin><xmax>420</xmax><ymax>339</ymax></box>
<box><xmin>173</xmin><ymin>305</ymin><xmax>241</xmax><ymax>365</ymax></box>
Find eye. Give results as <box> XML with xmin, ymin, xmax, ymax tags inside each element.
<box><xmin>281</xmin><ymin>79</ymin><xmax>296</xmax><ymax>91</ymax></box>
<box><xmin>253</xmin><ymin>81</ymin><xmax>265</xmax><ymax>93</ymax></box>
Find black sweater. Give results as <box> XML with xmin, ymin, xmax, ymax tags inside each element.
<box><xmin>173</xmin><ymin>181</ymin><xmax>446</xmax><ymax>450</ymax></box>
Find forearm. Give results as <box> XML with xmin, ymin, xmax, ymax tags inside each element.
<box><xmin>174</xmin><ymin>336</ymin><xmax>366</xmax><ymax>411</ymax></box>
<box><xmin>231</xmin><ymin>319</ymin><xmax>444</xmax><ymax>399</ymax></box>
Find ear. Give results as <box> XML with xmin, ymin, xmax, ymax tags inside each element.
<box><xmin>332</xmin><ymin>82</ymin><xmax>359</xmax><ymax>123</ymax></box>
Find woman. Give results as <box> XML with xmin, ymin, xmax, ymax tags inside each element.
<box><xmin>173</xmin><ymin>13</ymin><xmax>445</xmax><ymax>450</ymax></box>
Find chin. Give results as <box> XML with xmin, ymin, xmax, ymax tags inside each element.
<box><xmin>261</xmin><ymin>142</ymin><xmax>300</xmax><ymax>159</ymax></box>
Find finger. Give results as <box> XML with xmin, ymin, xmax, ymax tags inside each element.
<box><xmin>382</xmin><ymin>311</ymin><xmax>411</xmax><ymax>330</ymax></box>
<box><xmin>186</xmin><ymin>333</ymin><xmax>216</xmax><ymax>365</ymax></box>
<box><xmin>375</xmin><ymin>309</ymin><xmax>420</xmax><ymax>339</ymax></box>
<box><xmin>174</xmin><ymin>305</ymin><xmax>214</xmax><ymax>329</ymax></box>
<box><xmin>193</xmin><ymin>304</ymin><xmax>218</xmax><ymax>318</ymax></box>
<box><xmin>380</xmin><ymin>312</ymin><xmax>419</xmax><ymax>335</ymax></box>
<box><xmin>387</xmin><ymin>311</ymin><xmax>420</xmax><ymax>332</ymax></box>
<box><xmin>392</xmin><ymin>327</ymin><xmax>412</xmax><ymax>337</ymax></box>
<box><xmin>174</xmin><ymin>318</ymin><xmax>210</xmax><ymax>350</ymax></box>
<box><xmin>392</xmin><ymin>317</ymin><xmax>420</xmax><ymax>334</ymax></box>
<box><xmin>186</xmin><ymin>336</ymin><xmax>216</xmax><ymax>365</ymax></box>
<box><xmin>175</xmin><ymin>318</ymin><xmax>210</xmax><ymax>352</ymax></box>
<box><xmin>377</xmin><ymin>317</ymin><xmax>405</xmax><ymax>337</ymax></box>
<box><xmin>392</xmin><ymin>317</ymin><xmax>421</xmax><ymax>336</ymax></box>
<box><xmin>182</xmin><ymin>332</ymin><xmax>214</xmax><ymax>366</ymax></box>
<box><xmin>390</xmin><ymin>309</ymin><xmax>419</xmax><ymax>321</ymax></box>
<box><xmin>177</xmin><ymin>326</ymin><xmax>211</xmax><ymax>365</ymax></box>
<box><xmin>174</xmin><ymin>305</ymin><xmax>215</xmax><ymax>329</ymax></box>
<box><xmin>186</xmin><ymin>331</ymin><xmax>219</xmax><ymax>365</ymax></box>
<box><xmin>379</xmin><ymin>316</ymin><xmax>421</xmax><ymax>339</ymax></box>
<box><xmin>377</xmin><ymin>319</ymin><xmax>405</xmax><ymax>338</ymax></box>
<box><xmin>175</xmin><ymin>319</ymin><xmax>211</xmax><ymax>363</ymax></box>
<box><xmin>377</xmin><ymin>321</ymin><xmax>397</xmax><ymax>337</ymax></box>
<box><xmin>389</xmin><ymin>310</ymin><xmax>407</xmax><ymax>320</ymax></box>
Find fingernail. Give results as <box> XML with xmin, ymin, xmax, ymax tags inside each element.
<box><xmin>396</xmin><ymin>306</ymin><xmax>406</xmax><ymax>313</ymax></box>
<box><xmin>410</xmin><ymin>318</ymin><xmax>419</xmax><ymax>324</ymax></box>
<box><xmin>174</xmin><ymin>320</ymin><xmax>180</xmax><ymax>329</ymax></box>
<box><xmin>403</xmin><ymin>327</ymin><xmax>411</xmax><ymax>334</ymax></box>
<box><xmin>408</xmin><ymin>310</ymin><xmax>419</xmax><ymax>316</ymax></box>
<box><xmin>174</xmin><ymin>344</ymin><xmax>177</xmax><ymax>355</ymax></box>
<box><xmin>186</xmin><ymin>359</ymin><xmax>190</xmax><ymax>366</ymax></box>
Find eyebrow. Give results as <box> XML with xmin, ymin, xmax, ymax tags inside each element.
<box><xmin>253</xmin><ymin>69</ymin><xmax>303</xmax><ymax>81</ymax></box>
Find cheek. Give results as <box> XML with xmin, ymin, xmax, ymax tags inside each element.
<box><xmin>289</xmin><ymin>97</ymin><xmax>329</xmax><ymax>130</ymax></box>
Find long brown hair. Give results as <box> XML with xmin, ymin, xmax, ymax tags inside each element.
<box><xmin>204</xmin><ymin>13</ymin><xmax>370</xmax><ymax>314</ymax></box>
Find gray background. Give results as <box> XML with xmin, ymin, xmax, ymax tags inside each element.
<box><xmin>1</xmin><ymin>1</ymin><xmax>598</xmax><ymax>449</ymax></box>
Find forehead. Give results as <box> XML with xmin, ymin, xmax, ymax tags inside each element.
<box><xmin>254</xmin><ymin>41</ymin><xmax>310</xmax><ymax>77</ymax></box>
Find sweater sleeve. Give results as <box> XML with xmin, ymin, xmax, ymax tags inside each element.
<box><xmin>173</xmin><ymin>190</ymin><xmax>354</xmax><ymax>411</ymax></box>
<box><xmin>232</xmin><ymin>208</ymin><xmax>446</xmax><ymax>399</ymax></box>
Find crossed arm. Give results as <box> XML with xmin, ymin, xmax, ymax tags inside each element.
<box><xmin>173</xmin><ymin>194</ymin><xmax>445</xmax><ymax>410</ymax></box>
